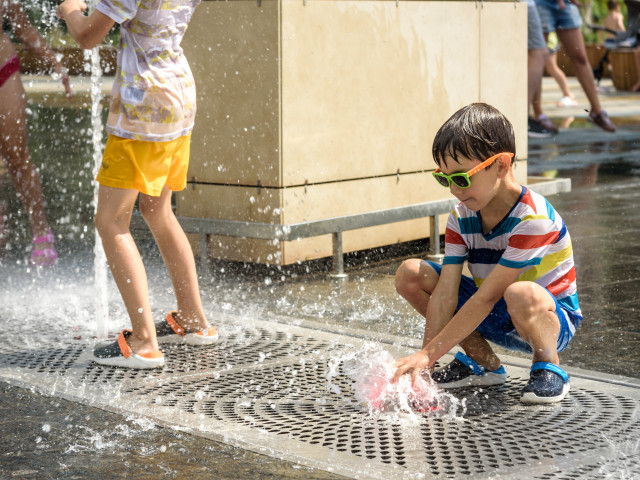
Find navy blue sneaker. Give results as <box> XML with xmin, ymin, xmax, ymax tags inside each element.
<box><xmin>431</xmin><ymin>351</ymin><xmax>508</xmax><ymax>389</ymax></box>
<box><xmin>520</xmin><ymin>362</ymin><xmax>570</xmax><ymax>404</ymax></box>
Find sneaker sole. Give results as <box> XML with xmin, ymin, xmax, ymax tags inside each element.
<box><xmin>92</xmin><ymin>353</ymin><xmax>165</xmax><ymax>369</ymax></box>
<box><xmin>520</xmin><ymin>382</ymin><xmax>570</xmax><ymax>404</ymax></box>
<box><xmin>157</xmin><ymin>332</ymin><xmax>219</xmax><ymax>346</ymax></box>
<box><xmin>437</xmin><ymin>372</ymin><xmax>508</xmax><ymax>389</ymax></box>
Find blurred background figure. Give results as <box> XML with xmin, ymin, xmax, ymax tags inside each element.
<box><xmin>528</xmin><ymin>0</ymin><xmax>559</xmax><ymax>138</ymax></box>
<box><xmin>602</xmin><ymin>0</ymin><xmax>626</xmax><ymax>42</ymax></box>
<box><xmin>546</xmin><ymin>32</ymin><xmax>578</xmax><ymax>107</ymax></box>
<box><xmin>1</xmin><ymin>0</ymin><xmax>71</xmax><ymax>265</ymax></box>
<box><xmin>535</xmin><ymin>0</ymin><xmax>616</xmax><ymax>132</ymax></box>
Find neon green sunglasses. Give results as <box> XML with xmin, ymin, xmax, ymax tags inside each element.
<box><xmin>432</xmin><ymin>152</ymin><xmax>514</xmax><ymax>188</ymax></box>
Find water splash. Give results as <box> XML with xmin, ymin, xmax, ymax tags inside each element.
<box><xmin>326</xmin><ymin>343</ymin><xmax>463</xmax><ymax>418</ymax></box>
<box><xmin>85</xmin><ymin>4</ymin><xmax>108</xmax><ymax>339</ymax></box>
<box><xmin>598</xmin><ymin>436</ymin><xmax>640</xmax><ymax>479</ymax></box>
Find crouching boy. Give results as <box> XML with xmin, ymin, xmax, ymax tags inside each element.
<box><xmin>391</xmin><ymin>103</ymin><xmax>581</xmax><ymax>404</ymax></box>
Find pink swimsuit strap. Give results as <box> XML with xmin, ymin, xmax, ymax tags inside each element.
<box><xmin>0</xmin><ymin>55</ymin><xmax>21</xmax><ymax>88</ymax></box>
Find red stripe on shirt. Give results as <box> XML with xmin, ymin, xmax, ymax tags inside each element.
<box><xmin>546</xmin><ymin>266</ymin><xmax>576</xmax><ymax>296</ymax></box>
<box><xmin>445</xmin><ymin>228</ymin><xmax>465</xmax><ymax>245</ymax></box>
<box><xmin>520</xmin><ymin>189</ymin><xmax>537</xmax><ymax>213</ymax></box>
<box><xmin>509</xmin><ymin>231</ymin><xmax>559</xmax><ymax>249</ymax></box>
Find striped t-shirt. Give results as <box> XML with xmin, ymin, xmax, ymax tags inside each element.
<box><xmin>443</xmin><ymin>186</ymin><xmax>582</xmax><ymax>332</ymax></box>
<box><xmin>97</xmin><ymin>0</ymin><xmax>200</xmax><ymax>142</ymax></box>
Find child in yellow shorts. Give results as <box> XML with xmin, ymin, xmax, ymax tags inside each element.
<box><xmin>58</xmin><ymin>0</ymin><xmax>216</xmax><ymax>368</ymax></box>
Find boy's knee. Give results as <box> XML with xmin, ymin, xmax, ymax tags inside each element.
<box><xmin>94</xmin><ymin>213</ymin><xmax>108</xmax><ymax>237</ymax></box>
<box><xmin>395</xmin><ymin>259</ymin><xmax>435</xmax><ymax>296</ymax></box>
<box><xmin>138</xmin><ymin>201</ymin><xmax>155</xmax><ymax>221</ymax></box>
<box><xmin>504</xmin><ymin>282</ymin><xmax>547</xmax><ymax>318</ymax></box>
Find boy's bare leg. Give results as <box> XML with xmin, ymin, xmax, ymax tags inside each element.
<box><xmin>504</xmin><ymin>281</ymin><xmax>560</xmax><ymax>365</ymax></box>
<box><xmin>556</xmin><ymin>28</ymin><xmax>603</xmax><ymax>114</ymax></box>
<box><xmin>139</xmin><ymin>186</ymin><xmax>208</xmax><ymax>331</ymax></box>
<box><xmin>458</xmin><ymin>331</ymin><xmax>502</xmax><ymax>372</ymax></box>
<box><xmin>396</xmin><ymin>259</ymin><xmax>500</xmax><ymax>370</ymax></box>
<box><xmin>0</xmin><ymin>73</ymin><xmax>51</xmax><ymax>239</ymax></box>
<box><xmin>95</xmin><ymin>185</ymin><xmax>159</xmax><ymax>355</ymax></box>
<box><xmin>395</xmin><ymin>259</ymin><xmax>438</xmax><ymax>317</ymax></box>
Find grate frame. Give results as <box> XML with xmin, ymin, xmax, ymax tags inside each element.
<box><xmin>1</xmin><ymin>313</ymin><xmax>639</xmax><ymax>480</ymax></box>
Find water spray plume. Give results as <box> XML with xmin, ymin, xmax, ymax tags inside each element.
<box><xmin>86</xmin><ymin>0</ymin><xmax>108</xmax><ymax>339</ymax></box>
<box><xmin>327</xmin><ymin>344</ymin><xmax>460</xmax><ymax>417</ymax></box>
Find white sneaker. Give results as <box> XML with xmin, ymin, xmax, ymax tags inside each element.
<box><xmin>556</xmin><ymin>96</ymin><xmax>577</xmax><ymax>107</ymax></box>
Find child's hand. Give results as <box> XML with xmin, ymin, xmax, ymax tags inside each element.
<box><xmin>52</xmin><ymin>62</ymin><xmax>72</xmax><ymax>99</ymax></box>
<box><xmin>56</xmin><ymin>0</ymin><xmax>88</xmax><ymax>20</ymax></box>
<box><xmin>391</xmin><ymin>350</ymin><xmax>433</xmax><ymax>386</ymax></box>
<box><xmin>61</xmin><ymin>72</ymin><xmax>72</xmax><ymax>99</ymax></box>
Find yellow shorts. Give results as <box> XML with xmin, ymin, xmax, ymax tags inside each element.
<box><xmin>97</xmin><ymin>134</ymin><xmax>191</xmax><ymax>197</ymax></box>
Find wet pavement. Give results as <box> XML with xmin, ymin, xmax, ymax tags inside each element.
<box><xmin>1</xmin><ymin>77</ymin><xmax>640</xmax><ymax>478</ymax></box>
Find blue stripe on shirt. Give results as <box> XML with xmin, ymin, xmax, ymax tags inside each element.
<box><xmin>484</xmin><ymin>217</ymin><xmax>521</xmax><ymax>241</ymax></box>
<box><xmin>498</xmin><ymin>257</ymin><xmax>542</xmax><ymax>269</ymax></box>
<box><xmin>545</xmin><ymin>198</ymin><xmax>556</xmax><ymax>222</ymax></box>
<box><xmin>556</xmin><ymin>222</ymin><xmax>567</xmax><ymax>242</ymax></box>
<box><xmin>443</xmin><ymin>255</ymin><xmax>467</xmax><ymax>265</ymax></box>
<box><xmin>469</xmin><ymin>248</ymin><xmax>505</xmax><ymax>264</ymax></box>
<box><xmin>458</xmin><ymin>216</ymin><xmax>483</xmax><ymax>235</ymax></box>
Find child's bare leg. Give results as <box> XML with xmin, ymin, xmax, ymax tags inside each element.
<box><xmin>95</xmin><ymin>185</ymin><xmax>158</xmax><ymax>355</ymax></box>
<box><xmin>395</xmin><ymin>259</ymin><xmax>440</xmax><ymax>317</ymax></box>
<box><xmin>396</xmin><ymin>260</ymin><xmax>501</xmax><ymax>369</ymax></box>
<box><xmin>0</xmin><ymin>73</ymin><xmax>51</xmax><ymax>238</ymax></box>
<box><xmin>504</xmin><ymin>281</ymin><xmax>560</xmax><ymax>365</ymax></box>
<box><xmin>546</xmin><ymin>52</ymin><xmax>574</xmax><ymax>99</ymax></box>
<box><xmin>139</xmin><ymin>186</ymin><xmax>208</xmax><ymax>331</ymax></box>
<box><xmin>458</xmin><ymin>331</ymin><xmax>502</xmax><ymax>371</ymax></box>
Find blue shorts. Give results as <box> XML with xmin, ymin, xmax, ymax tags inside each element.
<box><xmin>536</xmin><ymin>0</ymin><xmax>582</xmax><ymax>33</ymax></box>
<box><xmin>426</xmin><ymin>261</ymin><xmax>574</xmax><ymax>353</ymax></box>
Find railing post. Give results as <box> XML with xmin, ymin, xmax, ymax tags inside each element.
<box><xmin>426</xmin><ymin>215</ymin><xmax>445</xmax><ymax>264</ymax></box>
<box><xmin>329</xmin><ymin>231</ymin><xmax>348</xmax><ymax>279</ymax></box>
<box><xmin>199</xmin><ymin>233</ymin><xmax>208</xmax><ymax>272</ymax></box>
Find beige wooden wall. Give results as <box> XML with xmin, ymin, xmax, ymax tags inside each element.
<box><xmin>180</xmin><ymin>0</ymin><xmax>527</xmax><ymax>264</ymax></box>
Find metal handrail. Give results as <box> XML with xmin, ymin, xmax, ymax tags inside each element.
<box><xmin>141</xmin><ymin>177</ymin><xmax>571</xmax><ymax>277</ymax></box>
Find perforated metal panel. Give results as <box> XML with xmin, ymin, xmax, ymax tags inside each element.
<box><xmin>1</xmin><ymin>314</ymin><xmax>639</xmax><ymax>479</ymax></box>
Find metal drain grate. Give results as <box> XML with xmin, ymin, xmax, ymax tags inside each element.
<box><xmin>0</xmin><ymin>344</ymin><xmax>84</xmax><ymax>375</ymax></box>
<box><xmin>1</xmin><ymin>314</ymin><xmax>639</xmax><ymax>479</ymax></box>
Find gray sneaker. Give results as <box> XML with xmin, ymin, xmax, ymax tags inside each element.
<box><xmin>528</xmin><ymin>117</ymin><xmax>555</xmax><ymax>138</ymax></box>
<box><xmin>520</xmin><ymin>362</ymin><xmax>570</xmax><ymax>404</ymax></box>
<box><xmin>589</xmin><ymin>109</ymin><xmax>616</xmax><ymax>132</ymax></box>
<box><xmin>431</xmin><ymin>351</ymin><xmax>508</xmax><ymax>389</ymax></box>
<box><xmin>534</xmin><ymin>114</ymin><xmax>559</xmax><ymax>133</ymax></box>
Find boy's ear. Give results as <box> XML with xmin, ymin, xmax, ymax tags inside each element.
<box><xmin>497</xmin><ymin>153</ymin><xmax>512</xmax><ymax>178</ymax></box>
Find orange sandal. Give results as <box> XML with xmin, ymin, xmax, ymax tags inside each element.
<box><xmin>92</xmin><ymin>330</ymin><xmax>165</xmax><ymax>369</ymax></box>
<box><xmin>156</xmin><ymin>311</ymin><xmax>219</xmax><ymax>345</ymax></box>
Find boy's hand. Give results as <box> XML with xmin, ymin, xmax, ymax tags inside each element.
<box><xmin>56</xmin><ymin>0</ymin><xmax>88</xmax><ymax>20</ymax></box>
<box><xmin>391</xmin><ymin>350</ymin><xmax>433</xmax><ymax>386</ymax></box>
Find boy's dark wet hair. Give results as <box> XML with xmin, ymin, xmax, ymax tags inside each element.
<box><xmin>432</xmin><ymin>103</ymin><xmax>516</xmax><ymax>168</ymax></box>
